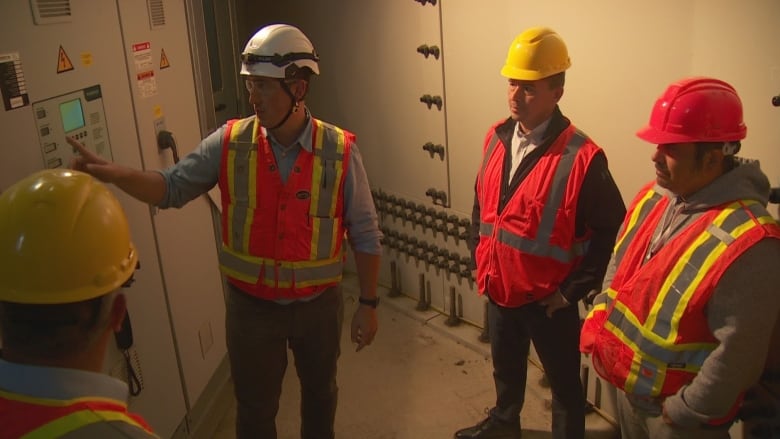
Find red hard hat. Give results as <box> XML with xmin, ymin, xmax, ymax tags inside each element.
<box><xmin>636</xmin><ymin>77</ymin><xmax>747</xmax><ymax>144</ymax></box>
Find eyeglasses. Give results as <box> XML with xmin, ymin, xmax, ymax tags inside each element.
<box><xmin>244</xmin><ymin>78</ymin><xmax>278</xmax><ymax>95</ymax></box>
<box><xmin>244</xmin><ymin>78</ymin><xmax>299</xmax><ymax>97</ymax></box>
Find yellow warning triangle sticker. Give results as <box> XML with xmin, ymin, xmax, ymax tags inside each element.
<box><xmin>57</xmin><ymin>45</ymin><xmax>74</xmax><ymax>73</ymax></box>
<box><xmin>160</xmin><ymin>48</ymin><xmax>170</xmax><ymax>69</ymax></box>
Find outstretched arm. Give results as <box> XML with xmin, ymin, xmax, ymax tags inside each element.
<box><xmin>68</xmin><ymin>137</ymin><xmax>166</xmax><ymax>205</ymax></box>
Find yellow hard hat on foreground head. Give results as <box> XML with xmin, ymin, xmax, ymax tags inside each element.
<box><xmin>501</xmin><ymin>26</ymin><xmax>571</xmax><ymax>81</ymax></box>
<box><xmin>0</xmin><ymin>169</ymin><xmax>137</xmax><ymax>304</ymax></box>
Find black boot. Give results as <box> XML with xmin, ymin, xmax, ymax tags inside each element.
<box><xmin>454</xmin><ymin>416</ymin><xmax>521</xmax><ymax>439</ymax></box>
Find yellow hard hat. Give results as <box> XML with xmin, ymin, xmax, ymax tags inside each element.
<box><xmin>500</xmin><ymin>27</ymin><xmax>571</xmax><ymax>81</ymax></box>
<box><xmin>0</xmin><ymin>169</ymin><xmax>137</xmax><ymax>304</ymax></box>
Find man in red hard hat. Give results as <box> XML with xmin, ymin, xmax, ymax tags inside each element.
<box><xmin>581</xmin><ymin>77</ymin><xmax>780</xmax><ymax>438</ymax></box>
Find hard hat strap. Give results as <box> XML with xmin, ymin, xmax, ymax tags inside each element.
<box><xmin>241</xmin><ymin>51</ymin><xmax>319</xmax><ymax>68</ymax></box>
<box><xmin>266</xmin><ymin>79</ymin><xmax>298</xmax><ymax>130</ymax></box>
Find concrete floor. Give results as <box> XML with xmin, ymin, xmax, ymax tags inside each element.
<box><xmin>212</xmin><ymin>274</ymin><xmax>619</xmax><ymax>439</ymax></box>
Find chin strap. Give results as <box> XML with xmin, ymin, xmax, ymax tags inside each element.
<box><xmin>267</xmin><ymin>79</ymin><xmax>302</xmax><ymax>130</ymax></box>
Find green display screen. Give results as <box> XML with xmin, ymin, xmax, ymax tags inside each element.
<box><xmin>59</xmin><ymin>98</ymin><xmax>85</xmax><ymax>133</ymax></box>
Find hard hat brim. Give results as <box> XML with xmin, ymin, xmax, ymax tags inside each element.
<box><xmin>636</xmin><ymin>126</ymin><xmax>695</xmax><ymax>145</ymax></box>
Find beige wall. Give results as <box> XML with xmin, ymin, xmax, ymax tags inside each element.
<box><xmin>237</xmin><ymin>0</ymin><xmax>780</xmax><ymax>212</ymax></box>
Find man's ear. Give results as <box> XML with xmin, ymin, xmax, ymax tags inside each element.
<box><xmin>291</xmin><ymin>79</ymin><xmax>308</xmax><ymax>101</ymax></box>
<box><xmin>553</xmin><ymin>86</ymin><xmax>564</xmax><ymax>103</ymax></box>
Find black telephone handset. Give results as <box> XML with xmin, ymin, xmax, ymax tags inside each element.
<box><xmin>115</xmin><ymin>310</ymin><xmax>142</xmax><ymax>396</ymax></box>
<box><xmin>115</xmin><ymin>310</ymin><xmax>134</xmax><ymax>350</ymax></box>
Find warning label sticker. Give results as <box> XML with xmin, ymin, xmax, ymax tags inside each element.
<box><xmin>160</xmin><ymin>48</ymin><xmax>170</xmax><ymax>69</ymax></box>
<box><xmin>0</xmin><ymin>52</ymin><xmax>30</xmax><ymax>111</ymax></box>
<box><xmin>136</xmin><ymin>70</ymin><xmax>158</xmax><ymax>98</ymax></box>
<box><xmin>132</xmin><ymin>42</ymin><xmax>153</xmax><ymax>72</ymax></box>
<box><xmin>57</xmin><ymin>45</ymin><xmax>74</xmax><ymax>73</ymax></box>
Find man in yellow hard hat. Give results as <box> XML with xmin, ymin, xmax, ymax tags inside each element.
<box><xmin>457</xmin><ymin>27</ymin><xmax>626</xmax><ymax>439</ymax></box>
<box><xmin>0</xmin><ymin>169</ymin><xmax>156</xmax><ymax>438</ymax></box>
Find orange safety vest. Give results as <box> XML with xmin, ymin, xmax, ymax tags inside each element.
<box><xmin>217</xmin><ymin>116</ymin><xmax>351</xmax><ymax>300</ymax></box>
<box><xmin>581</xmin><ymin>183</ymin><xmax>780</xmax><ymax>420</ymax></box>
<box><xmin>0</xmin><ymin>390</ymin><xmax>155</xmax><ymax>438</ymax></box>
<box><xmin>475</xmin><ymin>123</ymin><xmax>601</xmax><ymax>307</ymax></box>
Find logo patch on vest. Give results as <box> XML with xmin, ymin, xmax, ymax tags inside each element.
<box><xmin>296</xmin><ymin>191</ymin><xmax>311</xmax><ymax>200</ymax></box>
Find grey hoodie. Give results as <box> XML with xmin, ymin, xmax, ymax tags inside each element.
<box><xmin>603</xmin><ymin>162</ymin><xmax>780</xmax><ymax>427</ymax></box>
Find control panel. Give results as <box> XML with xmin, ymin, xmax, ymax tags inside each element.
<box><xmin>32</xmin><ymin>85</ymin><xmax>112</xmax><ymax>169</ymax></box>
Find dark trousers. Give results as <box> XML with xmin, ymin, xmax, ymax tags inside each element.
<box><xmin>488</xmin><ymin>298</ymin><xmax>585</xmax><ymax>439</ymax></box>
<box><xmin>225</xmin><ymin>283</ymin><xmax>344</xmax><ymax>439</ymax></box>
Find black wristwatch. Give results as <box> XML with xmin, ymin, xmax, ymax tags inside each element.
<box><xmin>358</xmin><ymin>296</ymin><xmax>380</xmax><ymax>308</ymax></box>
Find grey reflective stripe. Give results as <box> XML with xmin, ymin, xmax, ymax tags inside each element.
<box><xmin>220</xmin><ymin>246</ymin><xmax>344</xmax><ymax>286</ymax></box>
<box><xmin>606</xmin><ymin>310</ymin><xmax>712</xmax><ymax>374</ymax></box>
<box><xmin>479</xmin><ymin>133</ymin><xmax>501</xmax><ymax>191</ymax></box>
<box><xmin>706</xmin><ymin>223</ymin><xmax>735</xmax><ymax>245</ymax></box>
<box><xmin>313</xmin><ymin>130</ymin><xmax>344</xmax><ymax>217</ymax></box>
<box><xmin>497</xmin><ymin>228</ymin><xmax>586</xmax><ymax>263</ymax></box>
<box><xmin>633</xmin><ymin>357</ymin><xmax>660</xmax><ymax>397</ymax></box>
<box><xmin>614</xmin><ymin>190</ymin><xmax>663</xmax><ymax>262</ymax></box>
<box><xmin>535</xmin><ymin>130</ymin><xmax>586</xmax><ymax>240</ymax></box>
<box><xmin>285</xmin><ymin>259</ymin><xmax>345</xmax><ymax>284</ymax></box>
<box><xmin>479</xmin><ymin>222</ymin><xmax>493</xmax><ymax>237</ymax></box>
<box><xmin>314</xmin><ymin>217</ymin><xmax>335</xmax><ymax>260</ymax></box>
<box><xmin>228</xmin><ymin>117</ymin><xmax>257</xmax><ymax>253</ymax></box>
<box><xmin>58</xmin><ymin>420</ymin><xmax>158</xmax><ymax>438</ymax></box>
<box><xmin>491</xmin><ymin>130</ymin><xmax>589</xmax><ymax>263</ymax></box>
<box><xmin>312</xmin><ymin>122</ymin><xmax>345</xmax><ymax>259</ymax></box>
<box><xmin>219</xmin><ymin>247</ymin><xmax>262</xmax><ymax>279</ymax></box>
<box><xmin>651</xmin><ymin>204</ymin><xmax>757</xmax><ymax>338</ymax></box>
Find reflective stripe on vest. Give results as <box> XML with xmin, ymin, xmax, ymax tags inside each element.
<box><xmin>604</xmin><ymin>199</ymin><xmax>774</xmax><ymax>396</ymax></box>
<box><xmin>478</xmin><ymin>134</ymin><xmax>501</xmax><ymax>189</ymax></box>
<box><xmin>613</xmin><ymin>189</ymin><xmax>664</xmax><ymax>264</ymax></box>
<box><xmin>23</xmin><ymin>410</ymin><xmax>154</xmax><ymax>439</ymax></box>
<box><xmin>478</xmin><ymin>130</ymin><xmax>588</xmax><ymax>263</ymax></box>
<box><xmin>218</xmin><ymin>117</ymin><xmax>345</xmax><ymax>287</ymax></box>
<box><xmin>218</xmin><ymin>248</ymin><xmax>344</xmax><ymax>288</ymax></box>
<box><xmin>224</xmin><ymin>116</ymin><xmax>259</xmax><ymax>255</ymax></box>
<box><xmin>0</xmin><ymin>390</ymin><xmax>155</xmax><ymax>439</ymax></box>
<box><xmin>590</xmin><ymin>189</ymin><xmax>664</xmax><ymax>312</ymax></box>
<box><xmin>309</xmin><ymin>120</ymin><xmax>345</xmax><ymax>259</ymax></box>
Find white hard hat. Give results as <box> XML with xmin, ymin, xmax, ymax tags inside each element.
<box><xmin>240</xmin><ymin>24</ymin><xmax>320</xmax><ymax>78</ymax></box>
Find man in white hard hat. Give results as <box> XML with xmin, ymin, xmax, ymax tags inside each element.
<box><xmin>68</xmin><ymin>24</ymin><xmax>382</xmax><ymax>439</ymax></box>
<box><xmin>0</xmin><ymin>169</ymin><xmax>155</xmax><ymax>438</ymax></box>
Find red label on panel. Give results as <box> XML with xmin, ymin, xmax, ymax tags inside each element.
<box><xmin>133</xmin><ymin>42</ymin><xmax>151</xmax><ymax>52</ymax></box>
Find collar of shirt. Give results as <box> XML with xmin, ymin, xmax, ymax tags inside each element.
<box><xmin>265</xmin><ymin>108</ymin><xmax>313</xmax><ymax>153</ymax></box>
<box><xmin>0</xmin><ymin>358</ymin><xmax>129</xmax><ymax>402</ymax></box>
<box><xmin>515</xmin><ymin>117</ymin><xmax>551</xmax><ymax>146</ymax></box>
<box><xmin>510</xmin><ymin>117</ymin><xmax>552</xmax><ymax>176</ymax></box>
